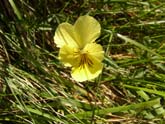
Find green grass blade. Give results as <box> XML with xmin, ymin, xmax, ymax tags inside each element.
<box><xmin>9</xmin><ymin>0</ymin><xmax>22</xmax><ymax>20</ymax></box>
<box><xmin>124</xmin><ymin>84</ymin><xmax>165</xmax><ymax>97</ymax></box>
<box><xmin>117</xmin><ymin>33</ymin><xmax>162</xmax><ymax>57</ymax></box>
<box><xmin>67</xmin><ymin>98</ymin><xmax>160</xmax><ymax>119</ymax></box>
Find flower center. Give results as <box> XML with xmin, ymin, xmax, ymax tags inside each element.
<box><xmin>73</xmin><ymin>49</ymin><xmax>93</xmax><ymax>68</ymax></box>
<box><xmin>79</xmin><ymin>53</ymin><xmax>93</xmax><ymax>68</ymax></box>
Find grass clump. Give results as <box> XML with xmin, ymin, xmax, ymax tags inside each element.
<box><xmin>0</xmin><ymin>0</ymin><xmax>165</xmax><ymax>123</ymax></box>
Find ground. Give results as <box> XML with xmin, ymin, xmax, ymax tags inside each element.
<box><xmin>0</xmin><ymin>0</ymin><xmax>165</xmax><ymax>124</ymax></box>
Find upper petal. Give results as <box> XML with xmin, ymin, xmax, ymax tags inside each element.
<box><xmin>74</xmin><ymin>15</ymin><xmax>101</xmax><ymax>48</ymax></box>
<box><xmin>54</xmin><ymin>23</ymin><xmax>80</xmax><ymax>48</ymax></box>
<box><xmin>71</xmin><ymin>56</ymin><xmax>103</xmax><ymax>82</ymax></box>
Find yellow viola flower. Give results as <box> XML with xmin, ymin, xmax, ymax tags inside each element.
<box><xmin>54</xmin><ymin>15</ymin><xmax>104</xmax><ymax>82</ymax></box>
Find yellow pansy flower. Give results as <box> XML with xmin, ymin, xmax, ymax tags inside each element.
<box><xmin>54</xmin><ymin>15</ymin><xmax>104</xmax><ymax>82</ymax></box>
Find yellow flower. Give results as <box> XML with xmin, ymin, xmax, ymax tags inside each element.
<box><xmin>54</xmin><ymin>15</ymin><xmax>104</xmax><ymax>82</ymax></box>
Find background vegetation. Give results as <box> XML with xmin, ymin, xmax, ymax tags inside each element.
<box><xmin>0</xmin><ymin>0</ymin><xmax>165</xmax><ymax>123</ymax></box>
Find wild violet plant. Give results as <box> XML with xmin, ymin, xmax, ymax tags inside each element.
<box><xmin>54</xmin><ymin>15</ymin><xmax>104</xmax><ymax>82</ymax></box>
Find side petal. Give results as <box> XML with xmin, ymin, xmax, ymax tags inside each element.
<box><xmin>74</xmin><ymin>15</ymin><xmax>101</xmax><ymax>48</ymax></box>
<box><xmin>71</xmin><ymin>57</ymin><xmax>103</xmax><ymax>82</ymax></box>
<box><xmin>59</xmin><ymin>45</ymin><xmax>80</xmax><ymax>67</ymax></box>
<box><xmin>54</xmin><ymin>23</ymin><xmax>80</xmax><ymax>48</ymax></box>
<box><xmin>84</xmin><ymin>43</ymin><xmax>104</xmax><ymax>62</ymax></box>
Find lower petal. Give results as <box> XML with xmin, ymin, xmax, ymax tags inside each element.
<box><xmin>71</xmin><ymin>58</ymin><xmax>103</xmax><ymax>82</ymax></box>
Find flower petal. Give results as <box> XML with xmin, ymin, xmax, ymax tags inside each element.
<box><xmin>54</xmin><ymin>23</ymin><xmax>80</xmax><ymax>48</ymax></box>
<box><xmin>71</xmin><ymin>56</ymin><xmax>103</xmax><ymax>82</ymax></box>
<box><xmin>59</xmin><ymin>45</ymin><xmax>80</xmax><ymax>67</ymax></box>
<box><xmin>74</xmin><ymin>15</ymin><xmax>101</xmax><ymax>48</ymax></box>
<box><xmin>83</xmin><ymin>43</ymin><xmax>104</xmax><ymax>62</ymax></box>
